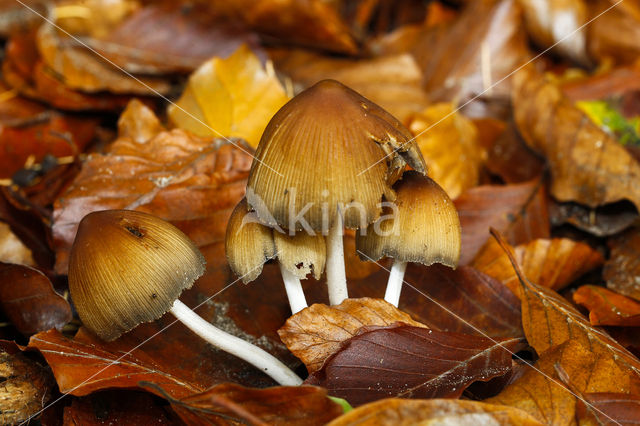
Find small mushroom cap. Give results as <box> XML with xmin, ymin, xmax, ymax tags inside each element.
<box><xmin>356</xmin><ymin>171</ymin><xmax>461</xmax><ymax>267</ymax></box>
<box><xmin>69</xmin><ymin>210</ymin><xmax>205</xmax><ymax>341</ymax></box>
<box><xmin>225</xmin><ymin>198</ymin><xmax>276</xmax><ymax>283</ymax></box>
<box><xmin>274</xmin><ymin>230</ymin><xmax>326</xmax><ymax>280</ymax></box>
<box><xmin>247</xmin><ymin>79</ymin><xmax>426</xmax><ymax>232</ymax></box>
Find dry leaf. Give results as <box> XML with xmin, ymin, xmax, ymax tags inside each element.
<box><xmin>549</xmin><ymin>200</ymin><xmax>639</xmax><ymax>237</ymax></box>
<box><xmin>512</xmin><ymin>66</ymin><xmax>640</xmax><ymax>211</ymax></box>
<box><xmin>306</xmin><ymin>324</ymin><xmax>522</xmax><ymax>406</ymax></box>
<box><xmin>117</xmin><ymin>99</ymin><xmax>164</xmax><ymax>144</ymax></box>
<box><xmin>272</xmin><ymin>49</ymin><xmax>429</xmax><ymax>124</ymax></box>
<box><xmin>0</xmin><ymin>223</ymin><xmax>34</xmax><ymax>266</ymax></box>
<box><xmin>574</xmin><ymin>285</ymin><xmax>640</xmax><ymax>327</ymax></box>
<box><xmin>63</xmin><ymin>391</ymin><xmax>173</xmax><ymax>425</ymax></box>
<box><xmin>604</xmin><ymin>226</ymin><xmax>640</xmax><ymax>302</ymax></box>
<box><xmin>473</xmin><ymin>237</ymin><xmax>603</xmax><ymax>294</ymax></box>
<box><xmin>407</xmin><ymin>103</ymin><xmax>484</xmax><ymax>199</ymax></box>
<box><xmin>278</xmin><ymin>297</ymin><xmax>426</xmax><ymax>374</ymax></box>
<box><xmin>575</xmin><ymin>391</ymin><xmax>640</xmax><ymax>426</ymax></box>
<box><xmin>168</xmin><ymin>44</ymin><xmax>289</xmax><ymax>147</ymax></box>
<box><xmin>454</xmin><ymin>179</ymin><xmax>550</xmax><ymax>265</ymax></box>
<box><xmin>328</xmin><ymin>398</ymin><xmax>543</xmax><ymax>426</ymax></box>
<box><xmin>588</xmin><ymin>0</ymin><xmax>640</xmax><ymax>65</ymax></box>
<box><xmin>485</xmin><ymin>121</ymin><xmax>545</xmax><ymax>183</ymax></box>
<box><xmin>488</xmin><ymin>339</ymin><xmax>640</xmax><ymax>425</ymax></box>
<box><xmin>0</xmin><ymin>262</ymin><xmax>71</xmax><ymax>335</ymax></box>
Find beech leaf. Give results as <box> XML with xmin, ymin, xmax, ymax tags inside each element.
<box><xmin>305</xmin><ymin>324</ymin><xmax>522</xmax><ymax>406</ymax></box>
<box><xmin>604</xmin><ymin>226</ymin><xmax>640</xmax><ymax>302</ymax></box>
<box><xmin>573</xmin><ymin>285</ymin><xmax>640</xmax><ymax>327</ymax></box>
<box><xmin>278</xmin><ymin>297</ymin><xmax>427</xmax><ymax>374</ymax></box>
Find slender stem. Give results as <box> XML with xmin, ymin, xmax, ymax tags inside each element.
<box><xmin>326</xmin><ymin>212</ymin><xmax>348</xmax><ymax>305</ymax></box>
<box><xmin>279</xmin><ymin>263</ymin><xmax>307</xmax><ymax>314</ymax></box>
<box><xmin>384</xmin><ymin>260</ymin><xmax>407</xmax><ymax>307</ymax></box>
<box><xmin>169</xmin><ymin>300</ymin><xmax>302</xmax><ymax>386</ymax></box>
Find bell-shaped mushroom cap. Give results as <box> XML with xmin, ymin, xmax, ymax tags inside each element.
<box><xmin>356</xmin><ymin>171</ymin><xmax>461</xmax><ymax>267</ymax></box>
<box><xmin>247</xmin><ymin>79</ymin><xmax>426</xmax><ymax>232</ymax></box>
<box><xmin>225</xmin><ymin>198</ymin><xmax>276</xmax><ymax>283</ymax></box>
<box><xmin>273</xmin><ymin>231</ymin><xmax>326</xmax><ymax>280</ymax></box>
<box><xmin>69</xmin><ymin>210</ymin><xmax>206</xmax><ymax>341</ymax></box>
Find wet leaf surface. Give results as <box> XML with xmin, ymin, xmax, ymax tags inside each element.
<box><xmin>604</xmin><ymin>226</ymin><xmax>640</xmax><ymax>302</ymax></box>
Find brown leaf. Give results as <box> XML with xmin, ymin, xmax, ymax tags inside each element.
<box><xmin>487</xmin><ymin>339</ymin><xmax>640</xmax><ymax>425</ymax></box>
<box><xmin>52</xmin><ymin>125</ymin><xmax>252</xmax><ymax>274</ymax></box>
<box><xmin>63</xmin><ymin>391</ymin><xmax>173</xmax><ymax>425</ymax></box>
<box><xmin>604</xmin><ymin>226</ymin><xmax>640</xmax><ymax>302</ymax></box>
<box><xmin>0</xmin><ymin>222</ymin><xmax>34</xmax><ymax>266</ymax></box>
<box><xmin>305</xmin><ymin>324</ymin><xmax>522</xmax><ymax>406</ymax></box>
<box><xmin>278</xmin><ymin>297</ymin><xmax>426</xmax><ymax>374</ymax></box>
<box><xmin>491</xmin><ymin>231</ymin><xmax>640</xmax><ymax>380</ymax></box>
<box><xmin>473</xmin><ymin>237</ymin><xmax>603</xmax><ymax>293</ymax></box>
<box><xmin>512</xmin><ymin>66</ymin><xmax>640</xmax><ymax>211</ymax></box>
<box><xmin>454</xmin><ymin>179</ymin><xmax>550</xmax><ymax>265</ymax></box>
<box><xmin>574</xmin><ymin>285</ymin><xmax>640</xmax><ymax>327</ymax></box>
<box><xmin>407</xmin><ymin>103</ymin><xmax>484</xmax><ymax>199</ymax></box>
<box><xmin>549</xmin><ymin>200</ymin><xmax>638</xmax><ymax>237</ymax></box>
<box><xmin>168</xmin><ymin>44</ymin><xmax>289</xmax><ymax>147</ymax></box>
<box><xmin>398</xmin><ymin>264</ymin><xmax>523</xmax><ymax>338</ymax></box>
<box><xmin>272</xmin><ymin>49</ymin><xmax>429</xmax><ymax>124</ymax></box>
<box><xmin>166</xmin><ymin>383</ymin><xmax>342</xmax><ymax>426</ymax></box>
<box><xmin>588</xmin><ymin>0</ymin><xmax>640</xmax><ymax>65</ymax></box>
<box><xmin>576</xmin><ymin>392</ymin><xmax>640</xmax><ymax>426</ymax></box>
<box><xmin>0</xmin><ymin>263</ymin><xmax>71</xmax><ymax>335</ymax></box>
<box><xmin>327</xmin><ymin>398</ymin><xmax>543</xmax><ymax>426</ymax></box>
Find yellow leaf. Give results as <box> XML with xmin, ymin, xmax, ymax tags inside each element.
<box><xmin>169</xmin><ymin>45</ymin><xmax>290</xmax><ymax>147</ymax></box>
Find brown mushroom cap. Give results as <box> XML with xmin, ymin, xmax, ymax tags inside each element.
<box><xmin>356</xmin><ymin>171</ymin><xmax>461</xmax><ymax>267</ymax></box>
<box><xmin>247</xmin><ymin>79</ymin><xmax>426</xmax><ymax>231</ymax></box>
<box><xmin>225</xmin><ymin>198</ymin><xmax>276</xmax><ymax>284</ymax></box>
<box><xmin>274</xmin><ymin>230</ymin><xmax>326</xmax><ymax>280</ymax></box>
<box><xmin>69</xmin><ymin>209</ymin><xmax>206</xmax><ymax>341</ymax></box>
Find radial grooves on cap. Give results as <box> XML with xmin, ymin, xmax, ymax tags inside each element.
<box><xmin>69</xmin><ymin>210</ymin><xmax>206</xmax><ymax>341</ymax></box>
<box><xmin>356</xmin><ymin>171</ymin><xmax>461</xmax><ymax>267</ymax></box>
<box><xmin>225</xmin><ymin>198</ymin><xmax>276</xmax><ymax>283</ymax></box>
<box><xmin>273</xmin><ymin>230</ymin><xmax>326</xmax><ymax>280</ymax></box>
<box><xmin>247</xmin><ymin>79</ymin><xmax>426</xmax><ymax>231</ymax></box>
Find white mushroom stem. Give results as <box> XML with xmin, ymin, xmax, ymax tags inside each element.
<box><xmin>279</xmin><ymin>263</ymin><xmax>308</xmax><ymax>314</ymax></box>
<box><xmin>169</xmin><ymin>299</ymin><xmax>302</xmax><ymax>386</ymax></box>
<box><xmin>384</xmin><ymin>260</ymin><xmax>408</xmax><ymax>307</ymax></box>
<box><xmin>326</xmin><ymin>212</ymin><xmax>348</xmax><ymax>305</ymax></box>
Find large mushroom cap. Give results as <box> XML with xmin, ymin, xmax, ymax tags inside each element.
<box><xmin>247</xmin><ymin>79</ymin><xmax>426</xmax><ymax>232</ymax></box>
<box><xmin>225</xmin><ymin>198</ymin><xmax>276</xmax><ymax>283</ymax></box>
<box><xmin>69</xmin><ymin>210</ymin><xmax>206</xmax><ymax>341</ymax></box>
<box><xmin>356</xmin><ymin>171</ymin><xmax>461</xmax><ymax>267</ymax></box>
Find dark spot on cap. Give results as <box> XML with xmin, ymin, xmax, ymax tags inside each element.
<box><xmin>125</xmin><ymin>225</ymin><xmax>144</xmax><ymax>238</ymax></box>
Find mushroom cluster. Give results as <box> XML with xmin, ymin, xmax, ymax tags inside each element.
<box><xmin>226</xmin><ymin>79</ymin><xmax>461</xmax><ymax>310</ymax></box>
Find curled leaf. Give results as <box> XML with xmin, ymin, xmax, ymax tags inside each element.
<box><xmin>573</xmin><ymin>285</ymin><xmax>640</xmax><ymax>327</ymax></box>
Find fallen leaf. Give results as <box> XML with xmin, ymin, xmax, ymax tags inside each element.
<box><xmin>487</xmin><ymin>339</ymin><xmax>640</xmax><ymax>425</ymax></box>
<box><xmin>561</xmin><ymin>63</ymin><xmax>640</xmax><ymax>102</ymax></box>
<box><xmin>306</xmin><ymin>324</ymin><xmax>522</xmax><ymax>406</ymax></box>
<box><xmin>512</xmin><ymin>66</ymin><xmax>640</xmax><ymax>211</ymax></box>
<box><xmin>278</xmin><ymin>297</ymin><xmax>426</xmax><ymax>374</ymax></box>
<box><xmin>52</xmin><ymin>125</ymin><xmax>252</xmax><ymax>274</ymax></box>
<box><xmin>454</xmin><ymin>179</ymin><xmax>550</xmax><ymax>265</ymax></box>
<box><xmin>549</xmin><ymin>199</ymin><xmax>638</xmax><ymax>237</ymax></box>
<box><xmin>473</xmin><ymin>237</ymin><xmax>603</xmax><ymax>294</ymax></box>
<box><xmin>574</xmin><ymin>285</ymin><xmax>640</xmax><ymax>327</ymax></box>
<box><xmin>327</xmin><ymin>398</ymin><xmax>543</xmax><ymax>426</ymax></box>
<box><xmin>398</xmin><ymin>264</ymin><xmax>524</xmax><ymax>338</ymax></box>
<box><xmin>491</xmin><ymin>231</ymin><xmax>640</xmax><ymax>380</ymax></box>
<box><xmin>576</xmin><ymin>391</ymin><xmax>640</xmax><ymax>426</ymax></box>
<box><xmin>485</xmin><ymin>121</ymin><xmax>545</xmax><ymax>183</ymax></box>
<box><xmin>588</xmin><ymin>0</ymin><xmax>640</xmax><ymax>65</ymax></box>
<box><xmin>0</xmin><ymin>263</ymin><xmax>71</xmax><ymax>335</ymax></box>
<box><xmin>0</xmin><ymin>222</ymin><xmax>34</xmax><ymax>266</ymax></box>
<box><xmin>272</xmin><ymin>49</ymin><xmax>429</xmax><ymax>124</ymax></box>
<box><xmin>63</xmin><ymin>391</ymin><xmax>173</xmax><ymax>425</ymax></box>
<box><xmin>165</xmin><ymin>383</ymin><xmax>343</xmax><ymax>426</ymax></box>
<box><xmin>407</xmin><ymin>103</ymin><xmax>484</xmax><ymax>199</ymax></box>
<box><xmin>116</xmin><ymin>99</ymin><xmax>164</xmax><ymax>144</ymax></box>
<box><xmin>604</xmin><ymin>226</ymin><xmax>640</xmax><ymax>302</ymax></box>
<box><xmin>168</xmin><ymin>44</ymin><xmax>289</xmax><ymax>147</ymax></box>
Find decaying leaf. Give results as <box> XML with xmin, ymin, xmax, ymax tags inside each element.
<box><xmin>407</xmin><ymin>103</ymin><xmax>484</xmax><ymax>199</ymax></box>
<box><xmin>454</xmin><ymin>179</ymin><xmax>550</xmax><ymax>264</ymax></box>
<box><xmin>575</xmin><ymin>391</ymin><xmax>640</xmax><ymax>426</ymax></box>
<box><xmin>0</xmin><ymin>262</ymin><xmax>71</xmax><ymax>335</ymax></box>
<box><xmin>63</xmin><ymin>391</ymin><xmax>173</xmax><ymax>425</ymax></box>
<box><xmin>512</xmin><ymin>66</ymin><xmax>640</xmax><ymax>211</ymax></box>
<box><xmin>588</xmin><ymin>0</ymin><xmax>640</xmax><ymax>65</ymax></box>
<box><xmin>306</xmin><ymin>324</ymin><xmax>522</xmax><ymax>406</ymax></box>
<box><xmin>52</xmin><ymin>119</ymin><xmax>252</xmax><ymax>273</ymax></box>
<box><xmin>328</xmin><ymin>398</ymin><xmax>543</xmax><ymax>426</ymax></box>
<box><xmin>549</xmin><ymin>200</ymin><xmax>639</xmax><ymax>237</ymax></box>
<box><xmin>168</xmin><ymin>44</ymin><xmax>289</xmax><ymax>147</ymax></box>
<box><xmin>0</xmin><ymin>222</ymin><xmax>34</xmax><ymax>266</ymax></box>
<box><xmin>167</xmin><ymin>383</ymin><xmax>343</xmax><ymax>426</ymax></box>
<box><xmin>488</xmin><ymin>339</ymin><xmax>640</xmax><ymax>425</ymax></box>
<box><xmin>604</xmin><ymin>226</ymin><xmax>640</xmax><ymax>302</ymax></box>
<box><xmin>473</xmin><ymin>237</ymin><xmax>603</xmax><ymax>294</ymax></box>
<box><xmin>574</xmin><ymin>285</ymin><xmax>640</xmax><ymax>327</ymax></box>
<box><xmin>278</xmin><ymin>297</ymin><xmax>426</xmax><ymax>374</ymax></box>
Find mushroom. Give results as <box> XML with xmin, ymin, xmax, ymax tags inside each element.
<box><xmin>356</xmin><ymin>171</ymin><xmax>461</xmax><ymax>307</ymax></box>
<box><xmin>225</xmin><ymin>198</ymin><xmax>325</xmax><ymax>314</ymax></box>
<box><xmin>246</xmin><ymin>79</ymin><xmax>426</xmax><ymax>305</ymax></box>
<box><xmin>69</xmin><ymin>209</ymin><xmax>301</xmax><ymax>386</ymax></box>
